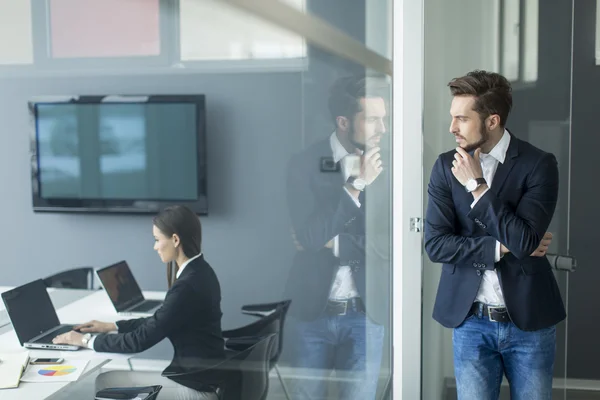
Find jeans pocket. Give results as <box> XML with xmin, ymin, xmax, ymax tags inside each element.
<box><xmin>359</xmin><ymin>309</ymin><xmax>383</xmax><ymax>328</ymax></box>
<box><xmin>455</xmin><ymin>313</ymin><xmax>477</xmax><ymax>329</ymax></box>
<box><xmin>536</xmin><ymin>324</ymin><xmax>557</xmax><ymax>336</ymax></box>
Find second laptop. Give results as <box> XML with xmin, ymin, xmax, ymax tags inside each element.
<box><xmin>96</xmin><ymin>260</ymin><xmax>163</xmax><ymax>316</ymax></box>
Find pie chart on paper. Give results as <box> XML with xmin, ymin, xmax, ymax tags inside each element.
<box><xmin>38</xmin><ymin>365</ymin><xmax>77</xmax><ymax>377</ymax></box>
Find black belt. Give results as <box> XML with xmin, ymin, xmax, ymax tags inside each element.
<box><xmin>326</xmin><ymin>298</ymin><xmax>365</xmax><ymax>316</ymax></box>
<box><xmin>470</xmin><ymin>302</ymin><xmax>511</xmax><ymax>323</ymax></box>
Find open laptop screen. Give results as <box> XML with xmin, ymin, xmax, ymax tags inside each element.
<box><xmin>1</xmin><ymin>279</ymin><xmax>61</xmax><ymax>345</ymax></box>
<box><xmin>96</xmin><ymin>261</ymin><xmax>145</xmax><ymax>312</ymax></box>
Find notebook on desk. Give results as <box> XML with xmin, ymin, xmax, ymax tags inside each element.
<box><xmin>96</xmin><ymin>261</ymin><xmax>163</xmax><ymax>316</ymax></box>
<box><xmin>0</xmin><ymin>351</ymin><xmax>29</xmax><ymax>389</ymax></box>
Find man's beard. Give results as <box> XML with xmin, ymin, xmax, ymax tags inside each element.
<box><xmin>348</xmin><ymin>120</ymin><xmax>366</xmax><ymax>152</ymax></box>
<box><xmin>462</xmin><ymin>123</ymin><xmax>489</xmax><ymax>153</ymax></box>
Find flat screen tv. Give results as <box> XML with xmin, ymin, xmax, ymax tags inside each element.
<box><xmin>28</xmin><ymin>95</ymin><xmax>207</xmax><ymax>214</ymax></box>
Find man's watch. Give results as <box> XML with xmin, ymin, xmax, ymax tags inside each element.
<box><xmin>81</xmin><ymin>333</ymin><xmax>92</xmax><ymax>347</ymax></box>
<box><xmin>465</xmin><ymin>177</ymin><xmax>487</xmax><ymax>192</ymax></box>
<box><xmin>347</xmin><ymin>176</ymin><xmax>367</xmax><ymax>191</ymax></box>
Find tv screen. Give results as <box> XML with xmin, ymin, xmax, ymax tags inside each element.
<box><xmin>29</xmin><ymin>95</ymin><xmax>207</xmax><ymax>214</ymax></box>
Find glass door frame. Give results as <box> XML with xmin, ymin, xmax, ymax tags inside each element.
<box><xmin>218</xmin><ymin>0</ymin><xmax>426</xmax><ymax>398</ymax></box>
<box><xmin>392</xmin><ymin>0</ymin><xmax>424</xmax><ymax>399</ymax></box>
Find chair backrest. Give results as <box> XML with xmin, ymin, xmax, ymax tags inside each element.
<box><xmin>229</xmin><ymin>333</ymin><xmax>276</xmax><ymax>400</ymax></box>
<box><xmin>42</xmin><ymin>267</ymin><xmax>95</xmax><ymax>290</ymax></box>
<box><xmin>164</xmin><ymin>334</ymin><xmax>276</xmax><ymax>400</ymax></box>
<box><xmin>240</xmin><ymin>300</ymin><xmax>291</xmax><ymax>366</ymax></box>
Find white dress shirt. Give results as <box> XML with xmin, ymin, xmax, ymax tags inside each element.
<box><xmin>328</xmin><ymin>132</ymin><xmax>360</xmax><ymax>300</ymax></box>
<box><xmin>86</xmin><ymin>254</ymin><xmax>203</xmax><ymax>349</ymax></box>
<box><xmin>472</xmin><ymin>129</ymin><xmax>511</xmax><ymax>306</ymax></box>
<box><xmin>176</xmin><ymin>253</ymin><xmax>202</xmax><ymax>279</ymax></box>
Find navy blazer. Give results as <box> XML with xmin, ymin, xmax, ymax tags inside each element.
<box><xmin>93</xmin><ymin>255</ymin><xmax>225</xmax><ymax>391</ymax></box>
<box><xmin>284</xmin><ymin>138</ymin><xmax>389</xmax><ymax>323</ymax></box>
<box><xmin>424</xmin><ymin>134</ymin><xmax>566</xmax><ymax>331</ymax></box>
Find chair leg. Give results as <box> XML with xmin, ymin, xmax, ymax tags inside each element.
<box><xmin>275</xmin><ymin>365</ymin><xmax>291</xmax><ymax>400</ymax></box>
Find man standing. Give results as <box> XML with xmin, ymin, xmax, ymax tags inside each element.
<box><xmin>284</xmin><ymin>76</ymin><xmax>388</xmax><ymax>399</ymax></box>
<box><xmin>425</xmin><ymin>70</ymin><xmax>566</xmax><ymax>400</ymax></box>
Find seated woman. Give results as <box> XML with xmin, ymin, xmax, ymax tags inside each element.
<box><xmin>54</xmin><ymin>205</ymin><xmax>224</xmax><ymax>400</ymax></box>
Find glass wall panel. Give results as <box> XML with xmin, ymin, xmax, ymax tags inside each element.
<box><xmin>422</xmin><ymin>1</ymin><xmax>575</xmax><ymax>399</ymax></box>
<box><xmin>0</xmin><ymin>1</ymin><xmax>394</xmax><ymax>398</ymax></box>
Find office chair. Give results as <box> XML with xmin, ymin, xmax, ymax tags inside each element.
<box><xmin>163</xmin><ymin>333</ymin><xmax>276</xmax><ymax>400</ymax></box>
<box><xmin>222</xmin><ymin>300</ymin><xmax>292</xmax><ymax>400</ymax></box>
<box><xmin>42</xmin><ymin>267</ymin><xmax>96</xmax><ymax>290</ymax></box>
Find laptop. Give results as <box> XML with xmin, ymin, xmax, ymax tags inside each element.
<box><xmin>96</xmin><ymin>261</ymin><xmax>163</xmax><ymax>316</ymax></box>
<box><xmin>1</xmin><ymin>279</ymin><xmax>79</xmax><ymax>351</ymax></box>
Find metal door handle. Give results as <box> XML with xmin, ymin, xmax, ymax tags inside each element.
<box><xmin>546</xmin><ymin>254</ymin><xmax>577</xmax><ymax>272</ymax></box>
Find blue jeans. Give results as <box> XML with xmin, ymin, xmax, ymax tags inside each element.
<box><xmin>287</xmin><ymin>309</ymin><xmax>384</xmax><ymax>400</ymax></box>
<box><xmin>453</xmin><ymin>312</ymin><xmax>557</xmax><ymax>400</ymax></box>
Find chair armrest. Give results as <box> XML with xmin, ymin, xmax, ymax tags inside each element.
<box><xmin>241</xmin><ymin>302</ymin><xmax>280</xmax><ymax>313</ymax></box>
<box><xmin>223</xmin><ymin>324</ymin><xmax>262</xmax><ymax>339</ymax></box>
<box><xmin>223</xmin><ymin>313</ymin><xmax>280</xmax><ymax>339</ymax></box>
<box><xmin>224</xmin><ymin>336</ymin><xmax>260</xmax><ymax>352</ymax></box>
<box><xmin>241</xmin><ymin>300</ymin><xmax>292</xmax><ymax>318</ymax></box>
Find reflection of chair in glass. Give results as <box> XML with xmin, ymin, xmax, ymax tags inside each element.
<box><xmin>222</xmin><ymin>300</ymin><xmax>292</xmax><ymax>400</ymax></box>
<box><xmin>42</xmin><ymin>267</ymin><xmax>96</xmax><ymax>290</ymax></box>
<box><xmin>163</xmin><ymin>333</ymin><xmax>276</xmax><ymax>400</ymax></box>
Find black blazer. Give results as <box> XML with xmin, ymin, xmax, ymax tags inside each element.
<box><xmin>284</xmin><ymin>138</ymin><xmax>388</xmax><ymax>323</ymax></box>
<box><xmin>94</xmin><ymin>255</ymin><xmax>225</xmax><ymax>391</ymax></box>
<box><xmin>424</xmin><ymin>134</ymin><xmax>566</xmax><ymax>331</ymax></box>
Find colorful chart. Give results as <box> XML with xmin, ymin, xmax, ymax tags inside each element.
<box><xmin>37</xmin><ymin>365</ymin><xmax>77</xmax><ymax>377</ymax></box>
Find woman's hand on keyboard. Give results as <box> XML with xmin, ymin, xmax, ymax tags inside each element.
<box><xmin>74</xmin><ymin>320</ymin><xmax>117</xmax><ymax>333</ymax></box>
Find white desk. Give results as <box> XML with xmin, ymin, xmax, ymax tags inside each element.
<box><xmin>0</xmin><ymin>288</ymin><xmax>167</xmax><ymax>399</ymax></box>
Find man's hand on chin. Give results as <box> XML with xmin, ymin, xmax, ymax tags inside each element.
<box><xmin>451</xmin><ymin>147</ymin><xmax>484</xmax><ymax>186</ymax></box>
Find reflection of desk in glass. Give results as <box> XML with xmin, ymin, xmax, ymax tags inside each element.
<box><xmin>0</xmin><ymin>287</ymin><xmax>166</xmax><ymax>399</ymax></box>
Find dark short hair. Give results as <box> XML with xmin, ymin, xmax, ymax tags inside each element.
<box><xmin>328</xmin><ymin>75</ymin><xmax>390</xmax><ymax>125</ymax></box>
<box><xmin>153</xmin><ymin>205</ymin><xmax>202</xmax><ymax>259</ymax></box>
<box><xmin>328</xmin><ymin>76</ymin><xmax>367</xmax><ymax>124</ymax></box>
<box><xmin>447</xmin><ymin>70</ymin><xmax>513</xmax><ymax>127</ymax></box>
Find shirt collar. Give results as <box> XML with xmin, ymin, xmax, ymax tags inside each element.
<box><xmin>484</xmin><ymin>129</ymin><xmax>511</xmax><ymax>164</ymax></box>
<box><xmin>176</xmin><ymin>253</ymin><xmax>202</xmax><ymax>279</ymax></box>
<box><xmin>330</xmin><ymin>132</ymin><xmax>350</xmax><ymax>163</ymax></box>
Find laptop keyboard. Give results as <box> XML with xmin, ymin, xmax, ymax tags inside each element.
<box><xmin>34</xmin><ymin>325</ymin><xmax>73</xmax><ymax>344</ymax></box>
<box><xmin>130</xmin><ymin>300</ymin><xmax>161</xmax><ymax>313</ymax></box>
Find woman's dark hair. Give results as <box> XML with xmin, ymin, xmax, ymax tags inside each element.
<box><xmin>447</xmin><ymin>70</ymin><xmax>513</xmax><ymax>127</ymax></box>
<box><xmin>153</xmin><ymin>205</ymin><xmax>202</xmax><ymax>258</ymax></box>
<box><xmin>153</xmin><ymin>205</ymin><xmax>202</xmax><ymax>287</ymax></box>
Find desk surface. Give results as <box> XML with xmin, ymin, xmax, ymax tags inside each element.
<box><xmin>0</xmin><ymin>288</ymin><xmax>167</xmax><ymax>399</ymax></box>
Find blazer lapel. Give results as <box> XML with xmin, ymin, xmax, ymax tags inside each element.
<box><xmin>490</xmin><ymin>134</ymin><xmax>519</xmax><ymax>194</ymax></box>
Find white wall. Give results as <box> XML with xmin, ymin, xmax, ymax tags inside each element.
<box><xmin>422</xmin><ymin>0</ymin><xmax>499</xmax><ymax>398</ymax></box>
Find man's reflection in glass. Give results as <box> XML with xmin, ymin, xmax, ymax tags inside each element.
<box><xmin>284</xmin><ymin>76</ymin><xmax>389</xmax><ymax>400</ymax></box>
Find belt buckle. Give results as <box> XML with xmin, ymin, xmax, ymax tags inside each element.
<box><xmin>340</xmin><ymin>300</ymin><xmax>348</xmax><ymax>316</ymax></box>
<box><xmin>335</xmin><ymin>300</ymin><xmax>348</xmax><ymax>316</ymax></box>
<box><xmin>487</xmin><ymin>305</ymin><xmax>504</xmax><ymax>322</ymax></box>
